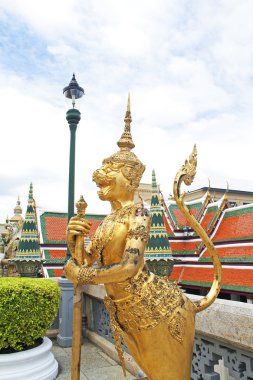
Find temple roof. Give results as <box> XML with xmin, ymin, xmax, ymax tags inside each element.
<box><xmin>38</xmin><ymin>190</ymin><xmax>253</xmax><ymax>294</ymax></box>
<box><xmin>165</xmin><ymin>199</ymin><xmax>253</xmax><ymax>294</ymax></box>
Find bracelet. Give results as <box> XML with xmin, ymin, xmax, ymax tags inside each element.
<box><xmin>77</xmin><ymin>267</ymin><xmax>96</xmax><ymax>284</ymax></box>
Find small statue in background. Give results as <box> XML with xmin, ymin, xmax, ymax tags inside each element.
<box><xmin>64</xmin><ymin>97</ymin><xmax>221</xmax><ymax>380</ymax></box>
<box><xmin>1</xmin><ymin>215</ymin><xmax>21</xmax><ymax>277</ymax></box>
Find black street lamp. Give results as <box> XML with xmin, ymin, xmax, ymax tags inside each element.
<box><xmin>63</xmin><ymin>74</ymin><xmax>84</xmax><ymax>260</ymax></box>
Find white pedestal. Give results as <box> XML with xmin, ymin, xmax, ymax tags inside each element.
<box><xmin>0</xmin><ymin>337</ymin><xmax>58</xmax><ymax>380</ymax></box>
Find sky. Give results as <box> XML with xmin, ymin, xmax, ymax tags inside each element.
<box><xmin>0</xmin><ymin>0</ymin><xmax>253</xmax><ymax>221</ymax></box>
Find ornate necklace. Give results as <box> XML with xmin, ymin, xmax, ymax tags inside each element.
<box><xmin>91</xmin><ymin>204</ymin><xmax>134</xmax><ymax>265</ymax></box>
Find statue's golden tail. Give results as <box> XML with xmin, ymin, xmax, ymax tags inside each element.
<box><xmin>173</xmin><ymin>145</ymin><xmax>222</xmax><ymax>313</ymax></box>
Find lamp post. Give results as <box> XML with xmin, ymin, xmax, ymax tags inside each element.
<box><xmin>57</xmin><ymin>74</ymin><xmax>84</xmax><ymax>348</ymax></box>
<box><xmin>63</xmin><ymin>74</ymin><xmax>84</xmax><ymax>260</ymax></box>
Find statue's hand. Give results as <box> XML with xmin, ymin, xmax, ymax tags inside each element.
<box><xmin>67</xmin><ymin>216</ymin><xmax>91</xmax><ymax>255</ymax></box>
<box><xmin>63</xmin><ymin>258</ymin><xmax>79</xmax><ymax>285</ymax></box>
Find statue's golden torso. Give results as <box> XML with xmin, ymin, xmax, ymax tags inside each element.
<box><xmin>90</xmin><ymin>204</ymin><xmax>190</xmax><ymax>344</ymax></box>
<box><xmin>91</xmin><ymin>206</ymin><xmax>131</xmax><ymax>265</ymax></box>
<box><xmin>90</xmin><ymin>205</ymin><xmax>137</xmax><ymax>299</ymax></box>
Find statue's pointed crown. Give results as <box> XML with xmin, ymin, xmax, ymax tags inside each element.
<box><xmin>102</xmin><ymin>95</ymin><xmax>145</xmax><ymax>190</ymax></box>
<box><xmin>117</xmin><ymin>94</ymin><xmax>135</xmax><ymax>150</ymax></box>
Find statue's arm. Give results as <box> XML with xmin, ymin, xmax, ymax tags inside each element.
<box><xmin>64</xmin><ymin>207</ymin><xmax>150</xmax><ymax>285</ymax></box>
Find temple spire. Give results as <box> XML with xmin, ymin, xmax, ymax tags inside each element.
<box><xmin>127</xmin><ymin>92</ymin><xmax>130</xmax><ymax>112</ymax></box>
<box><xmin>29</xmin><ymin>183</ymin><xmax>33</xmax><ymax>202</ymax></box>
<box><xmin>117</xmin><ymin>94</ymin><xmax>135</xmax><ymax>151</ymax></box>
<box><xmin>16</xmin><ymin>183</ymin><xmax>41</xmax><ymax>258</ymax></box>
<box><xmin>145</xmin><ymin>170</ymin><xmax>173</xmax><ymax>276</ymax></box>
<box><xmin>14</xmin><ymin>196</ymin><xmax>22</xmax><ymax>215</ymax></box>
<box><xmin>10</xmin><ymin>195</ymin><xmax>24</xmax><ymax>227</ymax></box>
<box><xmin>152</xmin><ymin>169</ymin><xmax>158</xmax><ymax>193</ymax></box>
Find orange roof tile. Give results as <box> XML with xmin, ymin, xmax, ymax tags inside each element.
<box><xmin>43</xmin><ymin>216</ymin><xmax>102</xmax><ymax>243</ymax></box>
<box><xmin>45</xmin><ymin>249</ymin><xmax>66</xmax><ymax>260</ymax></box>
<box><xmin>169</xmin><ymin>266</ymin><xmax>253</xmax><ymax>290</ymax></box>
<box><xmin>201</xmin><ymin>245</ymin><xmax>253</xmax><ymax>259</ymax></box>
<box><xmin>45</xmin><ymin>216</ymin><xmax>67</xmax><ymax>242</ymax></box>
<box><xmin>173</xmin><ymin>208</ymin><xmax>200</xmax><ymax>227</ymax></box>
<box><xmin>213</xmin><ymin>213</ymin><xmax>253</xmax><ymax>241</ymax></box>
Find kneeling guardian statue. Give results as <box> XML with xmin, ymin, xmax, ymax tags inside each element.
<box><xmin>64</xmin><ymin>96</ymin><xmax>222</xmax><ymax>380</ymax></box>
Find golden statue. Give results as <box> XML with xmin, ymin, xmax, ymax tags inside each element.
<box><xmin>64</xmin><ymin>96</ymin><xmax>222</xmax><ymax>380</ymax></box>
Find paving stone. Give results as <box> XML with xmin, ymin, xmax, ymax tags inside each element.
<box><xmin>51</xmin><ymin>337</ymin><xmax>133</xmax><ymax>380</ymax></box>
<box><xmin>56</xmin><ymin>372</ymin><xmax>88</xmax><ymax>380</ymax></box>
<box><xmin>80</xmin><ymin>351</ymin><xmax>115</xmax><ymax>371</ymax></box>
<box><xmin>98</xmin><ymin>350</ymin><xmax>119</xmax><ymax>366</ymax></box>
<box><xmin>55</xmin><ymin>356</ymin><xmax>72</xmax><ymax>375</ymax></box>
<box><xmin>83</xmin><ymin>365</ymin><xmax>133</xmax><ymax>380</ymax></box>
<box><xmin>81</xmin><ymin>341</ymin><xmax>104</xmax><ymax>356</ymax></box>
<box><xmin>51</xmin><ymin>345</ymin><xmax>69</xmax><ymax>357</ymax></box>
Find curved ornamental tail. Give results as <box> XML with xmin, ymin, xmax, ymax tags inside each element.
<box><xmin>173</xmin><ymin>145</ymin><xmax>222</xmax><ymax>313</ymax></box>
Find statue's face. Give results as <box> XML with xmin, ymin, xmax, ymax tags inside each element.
<box><xmin>92</xmin><ymin>162</ymin><xmax>132</xmax><ymax>202</ymax></box>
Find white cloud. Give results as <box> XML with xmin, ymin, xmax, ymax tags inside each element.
<box><xmin>0</xmin><ymin>0</ymin><xmax>253</xmax><ymax>222</ymax></box>
<box><xmin>0</xmin><ymin>0</ymin><xmax>79</xmax><ymax>39</ymax></box>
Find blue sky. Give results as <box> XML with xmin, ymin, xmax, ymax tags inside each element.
<box><xmin>1</xmin><ymin>0</ymin><xmax>253</xmax><ymax>220</ymax></box>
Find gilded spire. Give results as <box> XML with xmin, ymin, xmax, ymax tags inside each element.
<box><xmin>117</xmin><ymin>94</ymin><xmax>135</xmax><ymax>151</ymax></box>
<box><xmin>14</xmin><ymin>196</ymin><xmax>22</xmax><ymax>215</ymax></box>
<box><xmin>127</xmin><ymin>92</ymin><xmax>130</xmax><ymax>112</ymax></box>
<box><xmin>10</xmin><ymin>195</ymin><xmax>24</xmax><ymax>226</ymax></box>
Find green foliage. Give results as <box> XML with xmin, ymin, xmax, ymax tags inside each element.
<box><xmin>0</xmin><ymin>278</ymin><xmax>60</xmax><ymax>352</ymax></box>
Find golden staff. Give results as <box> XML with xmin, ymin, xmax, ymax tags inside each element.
<box><xmin>71</xmin><ymin>195</ymin><xmax>87</xmax><ymax>380</ymax></box>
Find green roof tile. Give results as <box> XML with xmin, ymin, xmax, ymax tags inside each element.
<box><xmin>224</xmin><ymin>206</ymin><xmax>253</xmax><ymax>218</ymax></box>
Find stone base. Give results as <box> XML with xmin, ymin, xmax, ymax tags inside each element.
<box><xmin>14</xmin><ymin>258</ymin><xmax>44</xmax><ymax>278</ymax></box>
<box><xmin>56</xmin><ymin>333</ymin><xmax>72</xmax><ymax>347</ymax></box>
<box><xmin>57</xmin><ymin>278</ymin><xmax>74</xmax><ymax>347</ymax></box>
